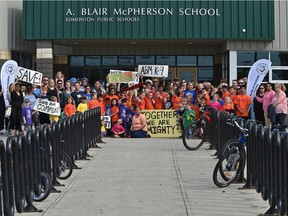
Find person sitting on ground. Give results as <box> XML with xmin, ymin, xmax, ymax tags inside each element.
<box><xmin>129</xmin><ymin>106</ymin><xmax>150</xmax><ymax>138</ymax></box>
<box><xmin>111</xmin><ymin>118</ymin><xmax>126</xmax><ymax>138</ymax></box>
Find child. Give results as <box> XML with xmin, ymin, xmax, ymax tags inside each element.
<box><xmin>221</xmin><ymin>96</ymin><xmax>234</xmax><ymax>114</ymax></box>
<box><xmin>154</xmin><ymin>91</ymin><xmax>164</xmax><ymax>109</ymax></box>
<box><xmin>88</xmin><ymin>93</ymin><xmax>100</xmax><ymax>110</ymax></box>
<box><xmin>105</xmin><ymin>98</ymin><xmax>111</xmax><ymax>116</ymax></box>
<box><xmin>111</xmin><ymin>118</ymin><xmax>126</xmax><ymax>138</ymax></box>
<box><xmin>118</xmin><ymin>98</ymin><xmax>129</xmax><ymax>131</ymax></box>
<box><xmin>209</xmin><ymin>93</ymin><xmax>223</xmax><ymax>111</ymax></box>
<box><xmin>110</xmin><ymin>98</ymin><xmax>119</xmax><ymax>126</ymax></box>
<box><xmin>176</xmin><ymin>103</ymin><xmax>186</xmax><ymax>137</ymax></box>
<box><xmin>50</xmin><ymin>96</ymin><xmax>59</xmax><ymax>122</ymax></box>
<box><xmin>76</xmin><ymin>96</ymin><xmax>88</xmax><ymax>113</ymax></box>
<box><xmin>22</xmin><ymin>98</ymin><xmax>33</xmax><ymax>135</ymax></box>
<box><xmin>101</xmin><ymin>120</ymin><xmax>107</xmax><ymax>137</ymax></box>
<box><xmin>63</xmin><ymin>96</ymin><xmax>76</xmax><ymax>117</ymax></box>
<box><xmin>183</xmin><ymin>103</ymin><xmax>196</xmax><ymax>138</ymax></box>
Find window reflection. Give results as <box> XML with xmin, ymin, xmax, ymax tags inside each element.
<box><xmin>198</xmin><ymin>56</ymin><xmax>213</xmax><ymax>66</ymax></box>
<box><xmin>198</xmin><ymin>68</ymin><xmax>213</xmax><ymax>82</ymax></box>
<box><xmin>70</xmin><ymin>56</ymin><xmax>84</xmax><ymax>67</ymax></box>
<box><xmin>272</xmin><ymin>69</ymin><xmax>288</xmax><ymax>80</ymax></box>
<box><xmin>103</xmin><ymin>56</ymin><xmax>117</xmax><ymax>66</ymax></box>
<box><xmin>86</xmin><ymin>56</ymin><xmax>101</xmax><ymax>66</ymax></box>
<box><xmin>237</xmin><ymin>52</ymin><xmax>254</xmax><ymax>66</ymax></box>
<box><xmin>136</xmin><ymin>56</ymin><xmax>155</xmax><ymax>65</ymax></box>
<box><xmin>119</xmin><ymin>56</ymin><xmax>135</xmax><ymax>66</ymax></box>
<box><xmin>177</xmin><ymin>56</ymin><xmax>196</xmax><ymax>66</ymax></box>
<box><xmin>270</xmin><ymin>52</ymin><xmax>288</xmax><ymax>66</ymax></box>
<box><xmin>156</xmin><ymin>56</ymin><xmax>176</xmax><ymax>66</ymax></box>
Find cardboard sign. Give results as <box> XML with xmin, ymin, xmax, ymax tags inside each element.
<box><xmin>34</xmin><ymin>98</ymin><xmax>61</xmax><ymax>116</ymax></box>
<box><xmin>109</xmin><ymin>70</ymin><xmax>139</xmax><ymax>84</ymax></box>
<box><xmin>101</xmin><ymin>115</ymin><xmax>111</xmax><ymax>129</ymax></box>
<box><xmin>142</xmin><ymin>110</ymin><xmax>181</xmax><ymax>138</ymax></box>
<box><xmin>17</xmin><ymin>67</ymin><xmax>43</xmax><ymax>85</ymax></box>
<box><xmin>106</xmin><ymin>71</ymin><xmax>136</xmax><ymax>83</ymax></box>
<box><xmin>138</xmin><ymin>65</ymin><xmax>169</xmax><ymax>77</ymax></box>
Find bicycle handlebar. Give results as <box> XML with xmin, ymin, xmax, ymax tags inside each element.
<box><xmin>226</xmin><ymin>117</ymin><xmax>248</xmax><ymax>133</ymax></box>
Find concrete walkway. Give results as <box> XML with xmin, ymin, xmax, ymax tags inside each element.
<box><xmin>17</xmin><ymin>137</ymin><xmax>268</xmax><ymax>216</ymax></box>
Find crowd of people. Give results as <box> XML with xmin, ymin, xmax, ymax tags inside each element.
<box><xmin>0</xmin><ymin>70</ymin><xmax>287</xmax><ymax>138</ymax></box>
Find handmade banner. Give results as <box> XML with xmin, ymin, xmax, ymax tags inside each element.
<box><xmin>142</xmin><ymin>110</ymin><xmax>181</xmax><ymax>138</ymax></box>
<box><xmin>101</xmin><ymin>115</ymin><xmax>111</xmax><ymax>129</ymax></box>
<box><xmin>17</xmin><ymin>67</ymin><xmax>42</xmax><ymax>85</ymax></box>
<box><xmin>138</xmin><ymin>65</ymin><xmax>168</xmax><ymax>77</ymax></box>
<box><xmin>34</xmin><ymin>98</ymin><xmax>61</xmax><ymax>116</ymax></box>
<box><xmin>109</xmin><ymin>70</ymin><xmax>139</xmax><ymax>84</ymax></box>
<box><xmin>246</xmin><ymin>59</ymin><xmax>271</xmax><ymax>101</ymax></box>
<box><xmin>0</xmin><ymin>60</ymin><xmax>18</xmax><ymax>107</ymax></box>
<box><xmin>106</xmin><ymin>71</ymin><xmax>136</xmax><ymax>83</ymax></box>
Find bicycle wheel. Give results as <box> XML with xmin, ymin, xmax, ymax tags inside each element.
<box><xmin>56</xmin><ymin>151</ymin><xmax>73</xmax><ymax>180</ymax></box>
<box><xmin>182</xmin><ymin>123</ymin><xmax>205</xmax><ymax>151</ymax></box>
<box><xmin>213</xmin><ymin>150</ymin><xmax>246</xmax><ymax>188</ymax></box>
<box><xmin>33</xmin><ymin>171</ymin><xmax>52</xmax><ymax>202</ymax></box>
<box><xmin>218</xmin><ymin>139</ymin><xmax>239</xmax><ymax>156</ymax></box>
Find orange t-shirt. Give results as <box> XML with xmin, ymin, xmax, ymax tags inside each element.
<box><xmin>221</xmin><ymin>104</ymin><xmax>234</xmax><ymax>113</ymax></box>
<box><xmin>154</xmin><ymin>97</ymin><xmax>164</xmax><ymax>109</ymax></box>
<box><xmin>205</xmin><ymin>94</ymin><xmax>210</xmax><ymax>105</ymax></box>
<box><xmin>134</xmin><ymin>98</ymin><xmax>145</xmax><ymax>110</ymax></box>
<box><xmin>88</xmin><ymin>99</ymin><xmax>100</xmax><ymax>110</ymax></box>
<box><xmin>171</xmin><ymin>96</ymin><xmax>182</xmax><ymax>110</ymax></box>
<box><xmin>233</xmin><ymin>94</ymin><xmax>251</xmax><ymax>117</ymax></box>
<box><xmin>105</xmin><ymin>94</ymin><xmax>119</xmax><ymax>102</ymax></box>
<box><xmin>144</xmin><ymin>97</ymin><xmax>154</xmax><ymax>110</ymax></box>
<box><xmin>64</xmin><ymin>104</ymin><xmax>76</xmax><ymax>117</ymax></box>
<box><xmin>97</xmin><ymin>101</ymin><xmax>106</xmax><ymax>116</ymax></box>
<box><xmin>110</xmin><ymin>106</ymin><xmax>119</xmax><ymax>123</ymax></box>
<box><xmin>221</xmin><ymin>91</ymin><xmax>230</xmax><ymax>101</ymax></box>
<box><xmin>191</xmin><ymin>104</ymin><xmax>200</xmax><ymax>120</ymax></box>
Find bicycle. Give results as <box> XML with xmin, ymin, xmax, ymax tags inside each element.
<box><xmin>213</xmin><ymin>116</ymin><xmax>247</xmax><ymax>188</ymax></box>
<box><xmin>182</xmin><ymin>110</ymin><xmax>211</xmax><ymax>151</ymax></box>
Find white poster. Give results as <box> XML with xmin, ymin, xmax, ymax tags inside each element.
<box><xmin>34</xmin><ymin>98</ymin><xmax>61</xmax><ymax>116</ymax></box>
<box><xmin>0</xmin><ymin>60</ymin><xmax>18</xmax><ymax>107</ymax></box>
<box><xmin>109</xmin><ymin>70</ymin><xmax>139</xmax><ymax>84</ymax></box>
<box><xmin>101</xmin><ymin>115</ymin><xmax>111</xmax><ymax>129</ymax></box>
<box><xmin>17</xmin><ymin>67</ymin><xmax>43</xmax><ymax>85</ymax></box>
<box><xmin>246</xmin><ymin>59</ymin><xmax>272</xmax><ymax>101</ymax></box>
<box><xmin>138</xmin><ymin>65</ymin><xmax>168</xmax><ymax>77</ymax></box>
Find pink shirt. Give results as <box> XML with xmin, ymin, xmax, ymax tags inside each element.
<box><xmin>132</xmin><ymin>113</ymin><xmax>148</xmax><ymax>131</ymax></box>
<box><xmin>209</xmin><ymin>101</ymin><xmax>222</xmax><ymax>110</ymax></box>
<box><xmin>271</xmin><ymin>91</ymin><xmax>287</xmax><ymax>114</ymax></box>
<box><xmin>111</xmin><ymin>124</ymin><xmax>125</xmax><ymax>135</ymax></box>
<box><xmin>255</xmin><ymin>90</ymin><xmax>275</xmax><ymax>112</ymax></box>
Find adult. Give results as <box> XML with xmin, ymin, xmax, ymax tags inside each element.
<box><xmin>56</xmin><ymin>79</ymin><xmax>64</xmax><ymax>99</ymax></box>
<box><xmin>0</xmin><ymin>84</ymin><xmax>5</xmax><ymax>133</ymax></box>
<box><xmin>80</xmin><ymin>77</ymin><xmax>89</xmax><ymax>92</ymax></box>
<box><xmin>129</xmin><ymin>107</ymin><xmax>150</xmax><ymax>138</ymax></box>
<box><xmin>9</xmin><ymin>82</ymin><xmax>23</xmax><ymax>136</ymax></box>
<box><xmin>181</xmin><ymin>79</ymin><xmax>187</xmax><ymax>91</ymax></box>
<box><xmin>254</xmin><ymin>83</ymin><xmax>275</xmax><ymax>127</ymax></box>
<box><xmin>47</xmin><ymin>79</ymin><xmax>59</xmax><ymax>101</ymax></box>
<box><xmin>41</xmin><ymin>77</ymin><xmax>49</xmax><ymax>94</ymax></box>
<box><xmin>253</xmin><ymin>85</ymin><xmax>265</xmax><ymax>125</ymax></box>
<box><xmin>105</xmin><ymin>88</ymin><xmax>119</xmax><ymax>102</ymax></box>
<box><xmin>231</xmin><ymin>79</ymin><xmax>238</xmax><ymax>89</ymax></box>
<box><xmin>92</xmin><ymin>80</ymin><xmax>106</xmax><ymax>95</ymax></box>
<box><xmin>271</xmin><ymin>83</ymin><xmax>287</xmax><ymax>126</ymax></box>
<box><xmin>71</xmin><ymin>82</ymin><xmax>84</xmax><ymax>107</ymax></box>
<box><xmin>61</xmin><ymin>81</ymin><xmax>72</xmax><ymax>109</ymax></box>
<box><xmin>24</xmin><ymin>85</ymin><xmax>39</xmax><ymax>127</ymax></box>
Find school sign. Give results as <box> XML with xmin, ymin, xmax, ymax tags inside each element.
<box><xmin>23</xmin><ymin>1</ymin><xmax>274</xmax><ymax>40</ymax></box>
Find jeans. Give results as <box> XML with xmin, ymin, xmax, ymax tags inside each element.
<box><xmin>275</xmin><ymin>113</ymin><xmax>286</xmax><ymax>126</ymax></box>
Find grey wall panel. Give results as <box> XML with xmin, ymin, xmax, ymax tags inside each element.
<box><xmin>226</xmin><ymin>0</ymin><xmax>288</xmax><ymax>51</ymax></box>
<box><xmin>0</xmin><ymin>1</ymin><xmax>35</xmax><ymax>53</ymax></box>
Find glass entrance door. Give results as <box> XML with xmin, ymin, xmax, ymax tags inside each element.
<box><xmin>177</xmin><ymin>67</ymin><xmax>197</xmax><ymax>82</ymax></box>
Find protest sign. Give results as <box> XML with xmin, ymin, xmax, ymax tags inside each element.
<box><xmin>17</xmin><ymin>67</ymin><xmax>43</xmax><ymax>85</ymax></box>
<box><xmin>246</xmin><ymin>59</ymin><xmax>271</xmax><ymax>101</ymax></box>
<box><xmin>138</xmin><ymin>65</ymin><xmax>168</xmax><ymax>77</ymax></box>
<box><xmin>142</xmin><ymin>110</ymin><xmax>181</xmax><ymax>138</ymax></box>
<box><xmin>109</xmin><ymin>70</ymin><xmax>139</xmax><ymax>84</ymax></box>
<box><xmin>106</xmin><ymin>71</ymin><xmax>136</xmax><ymax>83</ymax></box>
<box><xmin>101</xmin><ymin>115</ymin><xmax>111</xmax><ymax>129</ymax></box>
<box><xmin>34</xmin><ymin>98</ymin><xmax>61</xmax><ymax>116</ymax></box>
<box><xmin>0</xmin><ymin>60</ymin><xmax>18</xmax><ymax>107</ymax></box>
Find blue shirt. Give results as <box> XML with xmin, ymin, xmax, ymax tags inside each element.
<box><xmin>22</xmin><ymin>106</ymin><xmax>32</xmax><ymax>126</ymax></box>
<box><xmin>184</xmin><ymin>90</ymin><xmax>197</xmax><ymax>104</ymax></box>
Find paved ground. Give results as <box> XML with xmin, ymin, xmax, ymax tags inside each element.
<box><xmin>12</xmin><ymin>137</ymin><xmax>269</xmax><ymax>216</ymax></box>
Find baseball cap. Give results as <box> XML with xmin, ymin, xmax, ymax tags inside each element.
<box><xmin>24</xmin><ymin>98</ymin><xmax>30</xmax><ymax>103</ymax></box>
<box><xmin>69</xmin><ymin>77</ymin><xmax>77</xmax><ymax>83</ymax></box>
<box><xmin>82</xmin><ymin>77</ymin><xmax>88</xmax><ymax>82</ymax></box>
<box><xmin>145</xmin><ymin>79</ymin><xmax>152</xmax><ymax>85</ymax></box>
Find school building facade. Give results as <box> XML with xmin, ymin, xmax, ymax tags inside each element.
<box><xmin>0</xmin><ymin>0</ymin><xmax>288</xmax><ymax>85</ymax></box>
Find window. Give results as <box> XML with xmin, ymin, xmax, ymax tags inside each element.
<box><xmin>177</xmin><ymin>56</ymin><xmax>197</xmax><ymax>66</ymax></box>
<box><xmin>237</xmin><ymin>52</ymin><xmax>254</xmax><ymax>66</ymax></box>
<box><xmin>70</xmin><ymin>56</ymin><xmax>84</xmax><ymax>66</ymax></box>
<box><xmin>198</xmin><ymin>56</ymin><xmax>213</xmax><ymax>66</ymax></box>
<box><xmin>136</xmin><ymin>56</ymin><xmax>155</xmax><ymax>65</ymax></box>
<box><xmin>271</xmin><ymin>69</ymin><xmax>288</xmax><ymax>80</ymax></box>
<box><xmin>102</xmin><ymin>56</ymin><xmax>117</xmax><ymax>66</ymax></box>
<box><xmin>197</xmin><ymin>67</ymin><xmax>213</xmax><ymax>83</ymax></box>
<box><xmin>119</xmin><ymin>56</ymin><xmax>135</xmax><ymax>66</ymax></box>
<box><xmin>156</xmin><ymin>56</ymin><xmax>175</xmax><ymax>66</ymax></box>
<box><xmin>86</xmin><ymin>56</ymin><xmax>101</xmax><ymax>66</ymax></box>
<box><xmin>237</xmin><ymin>68</ymin><xmax>250</xmax><ymax>80</ymax></box>
<box><xmin>270</xmin><ymin>52</ymin><xmax>288</xmax><ymax>66</ymax></box>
